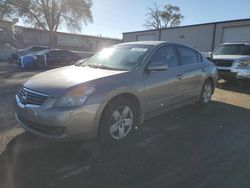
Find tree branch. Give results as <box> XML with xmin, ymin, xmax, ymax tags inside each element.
<box><xmin>8</xmin><ymin>0</ymin><xmax>47</xmax><ymax>30</ymax></box>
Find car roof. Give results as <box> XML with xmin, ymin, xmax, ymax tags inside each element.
<box><xmin>117</xmin><ymin>41</ymin><xmax>166</xmax><ymax>46</ymax></box>
<box><xmin>115</xmin><ymin>41</ymin><xmax>199</xmax><ymax>51</ymax></box>
<box><xmin>28</xmin><ymin>45</ymin><xmax>48</xmax><ymax>49</ymax></box>
<box><xmin>221</xmin><ymin>41</ymin><xmax>250</xmax><ymax>45</ymax></box>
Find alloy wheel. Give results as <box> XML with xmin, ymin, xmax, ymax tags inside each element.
<box><xmin>109</xmin><ymin>105</ymin><xmax>133</xmax><ymax>140</ymax></box>
<box><xmin>202</xmin><ymin>82</ymin><xmax>212</xmax><ymax>103</ymax></box>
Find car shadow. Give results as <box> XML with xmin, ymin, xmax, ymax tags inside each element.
<box><xmin>0</xmin><ymin>101</ymin><xmax>250</xmax><ymax>188</ymax></box>
<box><xmin>217</xmin><ymin>80</ymin><xmax>250</xmax><ymax>95</ymax></box>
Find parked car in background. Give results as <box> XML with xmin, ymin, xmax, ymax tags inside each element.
<box><xmin>12</xmin><ymin>45</ymin><xmax>48</xmax><ymax>63</ymax></box>
<box><xmin>15</xmin><ymin>41</ymin><xmax>217</xmax><ymax>144</ymax></box>
<box><xmin>18</xmin><ymin>49</ymin><xmax>81</xmax><ymax>69</ymax></box>
<box><xmin>209</xmin><ymin>42</ymin><xmax>250</xmax><ymax>82</ymax></box>
<box><xmin>34</xmin><ymin>49</ymin><xmax>81</xmax><ymax>68</ymax></box>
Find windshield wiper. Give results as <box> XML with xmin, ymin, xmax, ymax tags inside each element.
<box><xmin>86</xmin><ymin>64</ymin><xmax>124</xmax><ymax>70</ymax></box>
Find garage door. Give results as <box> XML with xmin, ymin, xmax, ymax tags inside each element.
<box><xmin>223</xmin><ymin>26</ymin><xmax>250</xmax><ymax>43</ymax></box>
<box><xmin>136</xmin><ymin>34</ymin><xmax>155</xmax><ymax>41</ymax></box>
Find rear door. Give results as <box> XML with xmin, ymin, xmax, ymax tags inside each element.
<box><xmin>57</xmin><ymin>50</ymin><xmax>75</xmax><ymax>66</ymax></box>
<box><xmin>144</xmin><ymin>44</ymin><xmax>183</xmax><ymax>114</ymax></box>
<box><xmin>176</xmin><ymin>45</ymin><xmax>205</xmax><ymax>100</ymax></box>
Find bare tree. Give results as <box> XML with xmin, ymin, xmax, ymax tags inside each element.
<box><xmin>144</xmin><ymin>2</ymin><xmax>162</xmax><ymax>29</ymax></box>
<box><xmin>144</xmin><ymin>2</ymin><xmax>184</xmax><ymax>29</ymax></box>
<box><xmin>160</xmin><ymin>4</ymin><xmax>184</xmax><ymax>28</ymax></box>
<box><xmin>0</xmin><ymin>0</ymin><xmax>93</xmax><ymax>46</ymax></box>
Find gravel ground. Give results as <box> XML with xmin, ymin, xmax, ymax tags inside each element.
<box><xmin>0</xmin><ymin>61</ymin><xmax>249</xmax><ymax>188</ymax></box>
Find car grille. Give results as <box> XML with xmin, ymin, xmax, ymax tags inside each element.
<box><xmin>17</xmin><ymin>87</ymin><xmax>49</xmax><ymax>106</ymax></box>
<box><xmin>212</xmin><ymin>60</ymin><xmax>234</xmax><ymax>67</ymax></box>
<box><xmin>218</xmin><ymin>69</ymin><xmax>231</xmax><ymax>73</ymax></box>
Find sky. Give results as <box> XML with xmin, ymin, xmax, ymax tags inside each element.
<box><xmin>20</xmin><ymin>0</ymin><xmax>250</xmax><ymax>39</ymax></box>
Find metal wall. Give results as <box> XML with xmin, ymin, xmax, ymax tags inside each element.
<box><xmin>0</xmin><ymin>20</ymin><xmax>122</xmax><ymax>52</ymax></box>
<box><xmin>15</xmin><ymin>26</ymin><xmax>121</xmax><ymax>52</ymax></box>
<box><xmin>161</xmin><ymin>24</ymin><xmax>214</xmax><ymax>52</ymax></box>
<box><xmin>123</xmin><ymin>19</ymin><xmax>250</xmax><ymax>52</ymax></box>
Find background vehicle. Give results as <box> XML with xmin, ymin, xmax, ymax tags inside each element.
<box><xmin>209</xmin><ymin>42</ymin><xmax>250</xmax><ymax>82</ymax></box>
<box><xmin>15</xmin><ymin>41</ymin><xmax>217</xmax><ymax>144</ymax></box>
<box><xmin>12</xmin><ymin>45</ymin><xmax>48</xmax><ymax>63</ymax></box>
<box><xmin>77</xmin><ymin>51</ymin><xmax>95</xmax><ymax>59</ymax></box>
<box><xmin>18</xmin><ymin>49</ymin><xmax>81</xmax><ymax>69</ymax></box>
<box><xmin>34</xmin><ymin>49</ymin><xmax>81</xmax><ymax>68</ymax></box>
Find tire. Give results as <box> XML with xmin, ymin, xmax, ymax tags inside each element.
<box><xmin>98</xmin><ymin>97</ymin><xmax>138</xmax><ymax>146</ymax></box>
<box><xmin>199</xmin><ymin>80</ymin><xmax>213</xmax><ymax>105</ymax></box>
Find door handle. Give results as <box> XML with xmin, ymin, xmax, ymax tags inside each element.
<box><xmin>201</xmin><ymin>68</ymin><xmax>208</xmax><ymax>72</ymax></box>
<box><xmin>176</xmin><ymin>75</ymin><xmax>184</xmax><ymax>80</ymax></box>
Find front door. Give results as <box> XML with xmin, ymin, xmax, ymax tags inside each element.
<box><xmin>144</xmin><ymin>45</ymin><xmax>183</xmax><ymax>114</ymax></box>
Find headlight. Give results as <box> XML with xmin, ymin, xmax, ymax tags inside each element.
<box><xmin>238</xmin><ymin>60</ymin><xmax>250</xmax><ymax>67</ymax></box>
<box><xmin>54</xmin><ymin>87</ymin><xmax>95</xmax><ymax>108</ymax></box>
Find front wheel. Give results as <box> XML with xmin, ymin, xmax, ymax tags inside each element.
<box><xmin>199</xmin><ymin>80</ymin><xmax>213</xmax><ymax>105</ymax></box>
<box><xmin>98</xmin><ymin>98</ymin><xmax>138</xmax><ymax>146</ymax></box>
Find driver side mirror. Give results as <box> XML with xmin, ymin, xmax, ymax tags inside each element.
<box><xmin>147</xmin><ymin>61</ymin><xmax>168</xmax><ymax>71</ymax></box>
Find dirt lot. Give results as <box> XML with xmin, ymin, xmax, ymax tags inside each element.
<box><xmin>0</xmin><ymin>62</ymin><xmax>43</xmax><ymax>130</ymax></box>
<box><xmin>0</xmin><ymin>61</ymin><xmax>250</xmax><ymax>188</ymax></box>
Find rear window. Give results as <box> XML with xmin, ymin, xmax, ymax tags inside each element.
<box><xmin>196</xmin><ymin>51</ymin><xmax>203</xmax><ymax>62</ymax></box>
<box><xmin>178</xmin><ymin>46</ymin><xmax>199</xmax><ymax>65</ymax></box>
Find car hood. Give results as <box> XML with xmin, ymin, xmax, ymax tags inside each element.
<box><xmin>212</xmin><ymin>55</ymin><xmax>250</xmax><ymax>61</ymax></box>
<box><xmin>24</xmin><ymin>65</ymin><xmax>126</xmax><ymax>96</ymax></box>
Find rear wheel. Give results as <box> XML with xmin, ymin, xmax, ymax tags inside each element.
<box><xmin>199</xmin><ymin>80</ymin><xmax>213</xmax><ymax>105</ymax></box>
<box><xmin>98</xmin><ymin>98</ymin><xmax>138</xmax><ymax>146</ymax></box>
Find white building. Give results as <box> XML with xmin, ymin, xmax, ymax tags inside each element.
<box><xmin>123</xmin><ymin>19</ymin><xmax>250</xmax><ymax>52</ymax></box>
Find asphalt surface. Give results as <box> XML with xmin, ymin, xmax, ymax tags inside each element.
<box><xmin>0</xmin><ymin>61</ymin><xmax>250</xmax><ymax>188</ymax></box>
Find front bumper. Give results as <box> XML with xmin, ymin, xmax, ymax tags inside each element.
<box><xmin>217</xmin><ymin>66</ymin><xmax>250</xmax><ymax>80</ymax></box>
<box><xmin>15</xmin><ymin>95</ymin><xmax>104</xmax><ymax>140</ymax></box>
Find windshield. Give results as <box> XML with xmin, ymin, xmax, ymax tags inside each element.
<box><xmin>213</xmin><ymin>44</ymin><xmax>250</xmax><ymax>55</ymax></box>
<box><xmin>81</xmin><ymin>45</ymin><xmax>153</xmax><ymax>71</ymax></box>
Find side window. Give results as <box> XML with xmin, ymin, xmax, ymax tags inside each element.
<box><xmin>178</xmin><ymin>46</ymin><xmax>199</xmax><ymax>65</ymax></box>
<box><xmin>196</xmin><ymin>51</ymin><xmax>203</xmax><ymax>62</ymax></box>
<box><xmin>47</xmin><ymin>51</ymin><xmax>56</xmax><ymax>57</ymax></box>
<box><xmin>33</xmin><ymin>47</ymin><xmax>41</xmax><ymax>51</ymax></box>
<box><xmin>56</xmin><ymin>50</ymin><xmax>65</xmax><ymax>56</ymax></box>
<box><xmin>54</xmin><ymin>51</ymin><xmax>64</xmax><ymax>56</ymax></box>
<box><xmin>30</xmin><ymin>47</ymin><xmax>38</xmax><ymax>52</ymax></box>
<box><xmin>150</xmin><ymin>45</ymin><xmax>179</xmax><ymax>68</ymax></box>
<box><xmin>58</xmin><ymin>50</ymin><xmax>71</xmax><ymax>57</ymax></box>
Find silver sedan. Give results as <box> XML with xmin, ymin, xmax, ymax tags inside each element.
<box><xmin>15</xmin><ymin>41</ymin><xmax>218</xmax><ymax>144</ymax></box>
